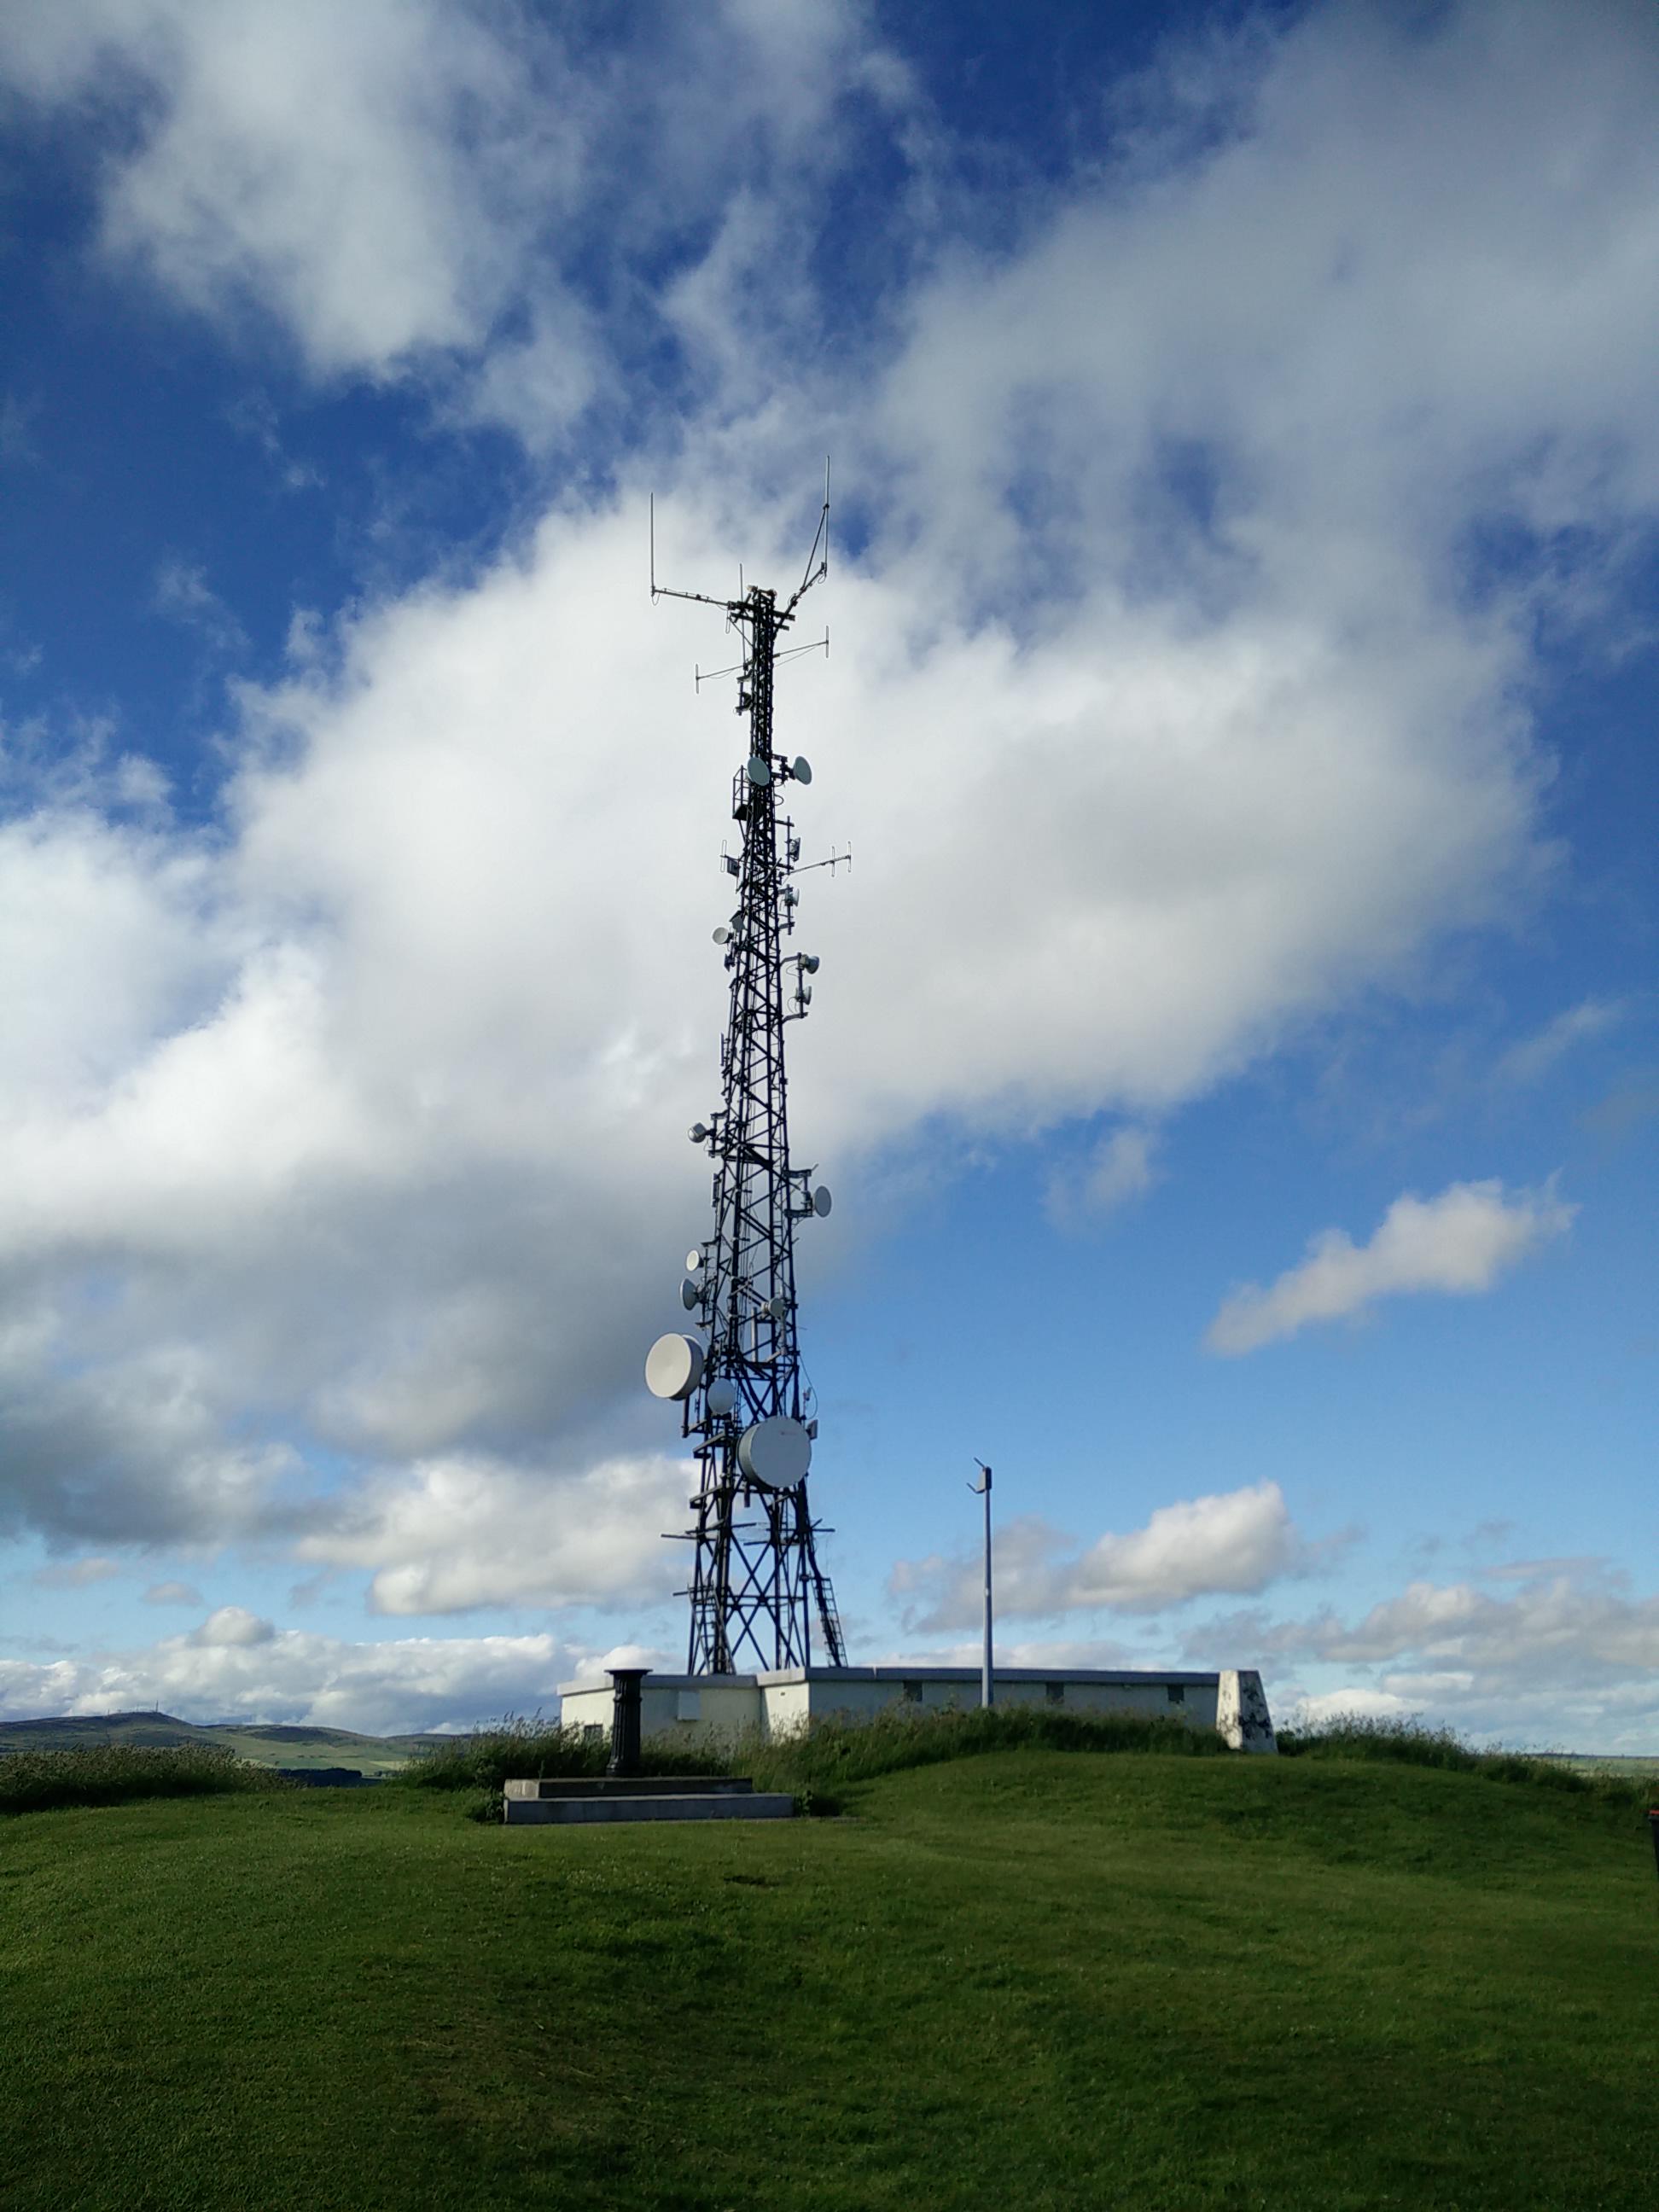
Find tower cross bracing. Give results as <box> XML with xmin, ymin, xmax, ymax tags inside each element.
<box><xmin>645</xmin><ymin>509</ymin><xmax>845</xmax><ymax>1674</ymax></box>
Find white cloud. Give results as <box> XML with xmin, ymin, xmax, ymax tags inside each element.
<box><xmin>0</xmin><ymin>3</ymin><xmax>1651</xmax><ymax>1627</ymax></box>
<box><xmin>1284</xmin><ymin>1686</ymin><xmax>1417</xmax><ymax>1730</ymax></box>
<box><xmin>0</xmin><ymin>0</ymin><xmax>579</xmax><ymax>382</ymax></box>
<box><xmin>0</xmin><ymin>1623</ymin><xmax>608</xmax><ymax>1737</ymax></box>
<box><xmin>297</xmin><ymin>1453</ymin><xmax>690</xmax><ymax>1616</ymax></box>
<box><xmin>1045</xmin><ymin>1126</ymin><xmax>1159</xmax><ymax>1229</ymax></box>
<box><xmin>1212</xmin><ymin>1557</ymin><xmax>1659</xmax><ymax>1753</ymax></box>
<box><xmin>189</xmin><ymin>1605</ymin><xmax>274</xmax><ymax>1649</ymax></box>
<box><xmin>0</xmin><ymin>0</ymin><xmax>893</xmax><ymax>430</ymax></box>
<box><xmin>32</xmin><ymin>1556</ymin><xmax>120</xmax><ymax>1589</ymax></box>
<box><xmin>1495</xmin><ymin>998</ymin><xmax>1627</xmax><ymax>1086</ymax></box>
<box><xmin>143</xmin><ymin>1580</ymin><xmax>202</xmax><ymax>1607</ymax></box>
<box><xmin>1206</xmin><ymin>1179</ymin><xmax>1575</xmax><ymax>1355</ymax></box>
<box><xmin>892</xmin><ymin>1481</ymin><xmax>1316</xmax><ymax>1630</ymax></box>
<box><xmin>154</xmin><ymin>560</ymin><xmax>247</xmax><ymax>658</ymax></box>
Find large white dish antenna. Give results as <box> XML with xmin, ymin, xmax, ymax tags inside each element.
<box><xmin>645</xmin><ymin>1333</ymin><xmax>703</xmax><ymax>1401</ymax></box>
<box><xmin>737</xmin><ymin>1415</ymin><xmax>812</xmax><ymax>1490</ymax></box>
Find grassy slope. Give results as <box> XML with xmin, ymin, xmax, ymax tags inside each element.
<box><xmin>2</xmin><ymin>1752</ymin><xmax>1656</xmax><ymax>2211</ymax></box>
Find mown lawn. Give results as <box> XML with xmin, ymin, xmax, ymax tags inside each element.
<box><xmin>1</xmin><ymin>1750</ymin><xmax>1655</xmax><ymax>2209</ymax></box>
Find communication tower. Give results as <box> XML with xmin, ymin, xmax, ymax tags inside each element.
<box><xmin>643</xmin><ymin>488</ymin><xmax>847</xmax><ymax>1674</ymax></box>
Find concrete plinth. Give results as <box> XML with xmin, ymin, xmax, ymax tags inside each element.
<box><xmin>503</xmin><ymin>1776</ymin><xmax>795</xmax><ymax>1825</ymax></box>
<box><xmin>1216</xmin><ymin>1669</ymin><xmax>1278</xmax><ymax>1753</ymax></box>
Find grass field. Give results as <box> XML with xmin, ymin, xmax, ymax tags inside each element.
<box><xmin>3</xmin><ymin>1743</ymin><xmax>1657</xmax><ymax>2210</ymax></box>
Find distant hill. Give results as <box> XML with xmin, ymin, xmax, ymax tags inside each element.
<box><xmin>0</xmin><ymin>1710</ymin><xmax>455</xmax><ymax>1775</ymax></box>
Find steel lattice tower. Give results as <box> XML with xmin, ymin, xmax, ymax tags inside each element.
<box><xmin>645</xmin><ymin>501</ymin><xmax>846</xmax><ymax>1674</ymax></box>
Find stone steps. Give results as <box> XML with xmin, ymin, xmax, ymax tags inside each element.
<box><xmin>503</xmin><ymin>1780</ymin><xmax>795</xmax><ymax>1825</ymax></box>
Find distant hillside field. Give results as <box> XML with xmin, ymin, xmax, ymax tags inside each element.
<box><xmin>2</xmin><ymin>1747</ymin><xmax>1656</xmax><ymax>2209</ymax></box>
<box><xmin>0</xmin><ymin>1709</ymin><xmax>450</xmax><ymax>1775</ymax></box>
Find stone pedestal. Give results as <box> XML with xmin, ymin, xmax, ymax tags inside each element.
<box><xmin>1216</xmin><ymin>1668</ymin><xmax>1277</xmax><ymax>1753</ymax></box>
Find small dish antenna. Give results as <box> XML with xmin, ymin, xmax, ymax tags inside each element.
<box><xmin>707</xmin><ymin>1376</ymin><xmax>737</xmax><ymax>1417</ymax></box>
<box><xmin>645</xmin><ymin>1333</ymin><xmax>704</xmax><ymax>1401</ymax></box>
<box><xmin>685</xmin><ymin>1249</ymin><xmax>703</xmax><ymax>1273</ymax></box>
<box><xmin>746</xmin><ymin>756</ymin><xmax>772</xmax><ymax>787</ymax></box>
<box><xmin>812</xmin><ymin>1185</ymin><xmax>832</xmax><ymax>1217</ymax></box>
<box><xmin>792</xmin><ymin>757</ymin><xmax>812</xmax><ymax>784</ymax></box>
<box><xmin>680</xmin><ymin>1278</ymin><xmax>701</xmax><ymax>1312</ymax></box>
<box><xmin>712</xmin><ymin>926</ymin><xmax>731</xmax><ymax>945</ymax></box>
<box><xmin>800</xmin><ymin>953</ymin><xmax>819</xmax><ymax>973</ymax></box>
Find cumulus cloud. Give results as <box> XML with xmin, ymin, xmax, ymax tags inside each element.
<box><xmin>1207</xmin><ymin>1179</ymin><xmax>1575</xmax><ymax>1355</ymax></box>
<box><xmin>1210</xmin><ymin>1557</ymin><xmax>1659</xmax><ymax>1752</ymax></box>
<box><xmin>189</xmin><ymin>1605</ymin><xmax>275</xmax><ymax>1649</ymax></box>
<box><xmin>0</xmin><ymin>1623</ymin><xmax>613</xmax><ymax>1737</ymax></box>
<box><xmin>0</xmin><ymin>0</ymin><xmax>578</xmax><ymax>381</ymax></box>
<box><xmin>0</xmin><ymin>0</ymin><xmax>892</xmax><ymax>430</ymax></box>
<box><xmin>297</xmin><ymin>1452</ymin><xmax>690</xmax><ymax>1616</ymax></box>
<box><xmin>891</xmin><ymin>1481</ymin><xmax>1318</xmax><ymax>1631</ymax></box>
<box><xmin>0</xmin><ymin>2</ymin><xmax>1650</xmax><ymax>1627</ymax></box>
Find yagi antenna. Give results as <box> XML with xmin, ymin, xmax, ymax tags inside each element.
<box><xmin>649</xmin><ymin>463</ymin><xmax>832</xmax><ymax>624</ymax></box>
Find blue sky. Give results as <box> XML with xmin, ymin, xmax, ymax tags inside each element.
<box><xmin>0</xmin><ymin>0</ymin><xmax>1654</xmax><ymax>1744</ymax></box>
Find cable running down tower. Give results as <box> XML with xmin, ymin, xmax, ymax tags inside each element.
<box><xmin>644</xmin><ymin>491</ymin><xmax>847</xmax><ymax>1674</ymax></box>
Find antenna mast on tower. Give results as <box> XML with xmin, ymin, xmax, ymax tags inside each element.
<box><xmin>644</xmin><ymin>478</ymin><xmax>847</xmax><ymax>1674</ymax></box>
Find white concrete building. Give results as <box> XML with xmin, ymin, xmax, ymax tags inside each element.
<box><xmin>559</xmin><ymin>1665</ymin><xmax>1276</xmax><ymax>1749</ymax></box>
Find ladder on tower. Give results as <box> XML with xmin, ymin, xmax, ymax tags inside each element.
<box><xmin>813</xmin><ymin>1570</ymin><xmax>847</xmax><ymax>1668</ymax></box>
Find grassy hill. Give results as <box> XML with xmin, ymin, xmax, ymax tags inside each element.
<box><xmin>0</xmin><ymin>1708</ymin><xmax>449</xmax><ymax>1774</ymax></box>
<box><xmin>2</xmin><ymin>1744</ymin><xmax>1656</xmax><ymax>2209</ymax></box>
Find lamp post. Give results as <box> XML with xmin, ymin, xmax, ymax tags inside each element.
<box><xmin>969</xmin><ymin>1460</ymin><xmax>993</xmax><ymax>1708</ymax></box>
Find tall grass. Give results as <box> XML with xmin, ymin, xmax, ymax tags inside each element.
<box><xmin>399</xmin><ymin>1703</ymin><xmax>1226</xmax><ymax>1814</ymax></box>
<box><xmin>1280</xmin><ymin>1713</ymin><xmax>1659</xmax><ymax>1819</ymax></box>
<box><xmin>0</xmin><ymin>1744</ymin><xmax>292</xmax><ymax>1817</ymax></box>
<box><xmin>402</xmin><ymin>1704</ymin><xmax>1659</xmax><ymax>1826</ymax></box>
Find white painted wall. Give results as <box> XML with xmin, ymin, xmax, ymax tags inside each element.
<box><xmin>556</xmin><ymin>1668</ymin><xmax>1235</xmax><ymax>1749</ymax></box>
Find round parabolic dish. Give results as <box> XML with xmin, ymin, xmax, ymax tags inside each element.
<box><xmin>707</xmin><ymin>1377</ymin><xmax>736</xmax><ymax>1416</ymax></box>
<box><xmin>746</xmin><ymin>755</ymin><xmax>772</xmax><ymax>786</ymax></box>
<box><xmin>645</xmin><ymin>1333</ymin><xmax>704</xmax><ymax>1401</ymax></box>
<box><xmin>812</xmin><ymin>1185</ymin><xmax>832</xmax><ymax>1217</ymax></box>
<box><xmin>680</xmin><ymin>1278</ymin><xmax>701</xmax><ymax>1311</ymax></box>
<box><xmin>792</xmin><ymin>755</ymin><xmax>812</xmax><ymax>784</ymax></box>
<box><xmin>737</xmin><ymin>1415</ymin><xmax>812</xmax><ymax>1489</ymax></box>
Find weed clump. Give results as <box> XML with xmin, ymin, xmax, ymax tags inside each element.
<box><xmin>0</xmin><ymin>1744</ymin><xmax>291</xmax><ymax>1816</ymax></box>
